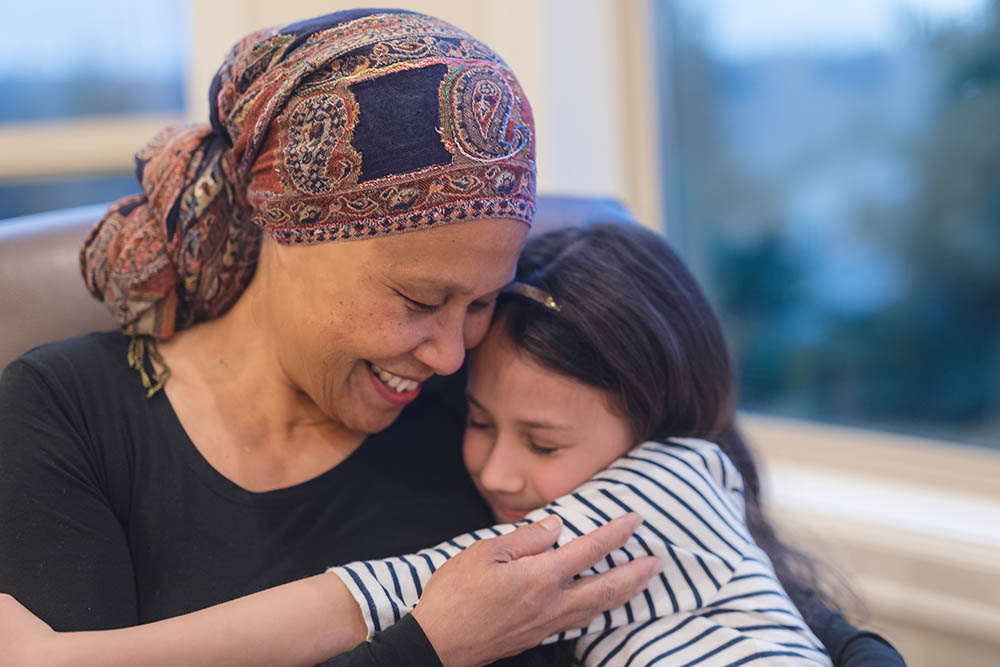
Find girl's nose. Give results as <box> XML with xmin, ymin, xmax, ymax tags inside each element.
<box><xmin>478</xmin><ymin>445</ymin><xmax>525</xmax><ymax>495</ymax></box>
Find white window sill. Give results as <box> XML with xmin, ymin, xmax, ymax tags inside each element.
<box><xmin>739</xmin><ymin>412</ymin><xmax>1000</xmax><ymax>667</ymax></box>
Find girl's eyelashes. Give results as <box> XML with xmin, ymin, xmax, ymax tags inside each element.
<box><xmin>466</xmin><ymin>416</ymin><xmax>490</xmax><ymax>429</ymax></box>
<box><xmin>529</xmin><ymin>442</ymin><xmax>560</xmax><ymax>456</ymax></box>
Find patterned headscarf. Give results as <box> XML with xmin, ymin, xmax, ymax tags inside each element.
<box><xmin>81</xmin><ymin>9</ymin><xmax>535</xmax><ymax>340</ymax></box>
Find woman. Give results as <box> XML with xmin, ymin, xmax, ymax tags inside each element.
<box><xmin>0</xmin><ymin>9</ymin><xmax>657</xmax><ymax>666</ymax></box>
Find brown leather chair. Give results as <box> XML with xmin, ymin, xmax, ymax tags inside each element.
<box><xmin>0</xmin><ymin>196</ymin><xmax>636</xmax><ymax>371</ymax></box>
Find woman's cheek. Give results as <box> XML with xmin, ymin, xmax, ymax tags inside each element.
<box><xmin>463</xmin><ymin>308</ymin><xmax>494</xmax><ymax>349</ymax></box>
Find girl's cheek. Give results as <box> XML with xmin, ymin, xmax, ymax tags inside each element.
<box><xmin>462</xmin><ymin>429</ymin><xmax>487</xmax><ymax>475</ymax></box>
<box><xmin>534</xmin><ymin>459</ymin><xmax>584</xmax><ymax>504</ymax></box>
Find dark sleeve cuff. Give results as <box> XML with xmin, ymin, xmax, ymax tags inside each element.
<box><xmin>806</xmin><ymin>601</ymin><xmax>906</xmax><ymax>666</ymax></box>
<box><xmin>839</xmin><ymin>630</ymin><xmax>906</xmax><ymax>666</ymax></box>
<box><xmin>317</xmin><ymin>614</ymin><xmax>443</xmax><ymax>667</ymax></box>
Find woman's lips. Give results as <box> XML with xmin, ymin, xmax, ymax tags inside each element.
<box><xmin>367</xmin><ymin>363</ymin><xmax>422</xmax><ymax>406</ymax></box>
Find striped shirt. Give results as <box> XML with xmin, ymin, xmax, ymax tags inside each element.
<box><xmin>329</xmin><ymin>439</ymin><xmax>832</xmax><ymax>666</ymax></box>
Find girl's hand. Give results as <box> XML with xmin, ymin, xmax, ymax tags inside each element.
<box><xmin>412</xmin><ymin>513</ymin><xmax>662</xmax><ymax>667</ymax></box>
<box><xmin>0</xmin><ymin>593</ymin><xmax>60</xmax><ymax>667</ymax></box>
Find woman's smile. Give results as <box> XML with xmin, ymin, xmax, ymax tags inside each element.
<box><xmin>366</xmin><ymin>362</ymin><xmax>423</xmax><ymax>406</ymax></box>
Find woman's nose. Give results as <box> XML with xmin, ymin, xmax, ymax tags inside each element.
<box><xmin>413</xmin><ymin>310</ymin><xmax>467</xmax><ymax>376</ymax></box>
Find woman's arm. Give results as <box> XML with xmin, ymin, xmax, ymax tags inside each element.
<box><xmin>2</xmin><ymin>515</ymin><xmax>657</xmax><ymax>667</ymax></box>
<box><xmin>0</xmin><ymin>574</ymin><xmax>366</xmax><ymax>667</ymax></box>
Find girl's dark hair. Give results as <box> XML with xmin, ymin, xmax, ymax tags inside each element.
<box><xmin>496</xmin><ymin>223</ymin><xmax>840</xmax><ymax>633</ymax></box>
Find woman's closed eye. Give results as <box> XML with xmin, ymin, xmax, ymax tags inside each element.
<box><xmin>398</xmin><ymin>291</ymin><xmax>493</xmax><ymax>314</ymax></box>
<box><xmin>467</xmin><ymin>297</ymin><xmax>495</xmax><ymax>314</ymax></box>
<box><xmin>397</xmin><ymin>290</ymin><xmax>443</xmax><ymax>313</ymax></box>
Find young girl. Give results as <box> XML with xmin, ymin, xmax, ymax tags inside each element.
<box><xmin>330</xmin><ymin>223</ymin><xmax>833</xmax><ymax>666</ymax></box>
<box><xmin>3</xmin><ymin>224</ymin><xmax>838</xmax><ymax>666</ymax></box>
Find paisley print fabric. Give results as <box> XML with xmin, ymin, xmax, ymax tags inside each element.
<box><xmin>81</xmin><ymin>9</ymin><xmax>535</xmax><ymax>339</ymax></box>
<box><xmin>445</xmin><ymin>64</ymin><xmax>532</xmax><ymax>162</ymax></box>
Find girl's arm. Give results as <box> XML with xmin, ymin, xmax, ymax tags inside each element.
<box><xmin>331</xmin><ymin>440</ymin><xmax>835</xmax><ymax>666</ymax></box>
<box><xmin>331</xmin><ymin>439</ymin><xmax>752</xmax><ymax>646</ymax></box>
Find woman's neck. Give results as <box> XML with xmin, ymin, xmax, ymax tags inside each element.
<box><xmin>155</xmin><ymin>291</ymin><xmax>366</xmax><ymax>492</ymax></box>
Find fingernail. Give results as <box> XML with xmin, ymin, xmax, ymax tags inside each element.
<box><xmin>648</xmin><ymin>558</ymin><xmax>664</xmax><ymax>575</ymax></box>
<box><xmin>540</xmin><ymin>514</ymin><xmax>561</xmax><ymax>532</ymax></box>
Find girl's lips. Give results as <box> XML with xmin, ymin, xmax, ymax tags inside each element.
<box><xmin>367</xmin><ymin>363</ymin><xmax>422</xmax><ymax>406</ymax></box>
<box><xmin>488</xmin><ymin>499</ymin><xmax>529</xmax><ymax>523</ymax></box>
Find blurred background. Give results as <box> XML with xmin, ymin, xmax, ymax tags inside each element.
<box><xmin>659</xmin><ymin>0</ymin><xmax>999</xmax><ymax>448</ymax></box>
<box><xmin>1</xmin><ymin>1</ymin><xmax>997</xmax><ymax>665</ymax></box>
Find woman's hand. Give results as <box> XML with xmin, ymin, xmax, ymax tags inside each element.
<box><xmin>411</xmin><ymin>513</ymin><xmax>662</xmax><ymax>667</ymax></box>
<box><xmin>0</xmin><ymin>593</ymin><xmax>60</xmax><ymax>666</ymax></box>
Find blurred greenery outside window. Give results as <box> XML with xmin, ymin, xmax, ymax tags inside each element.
<box><xmin>656</xmin><ymin>0</ymin><xmax>1000</xmax><ymax>448</ymax></box>
<box><xmin>0</xmin><ymin>0</ymin><xmax>188</xmax><ymax>218</ymax></box>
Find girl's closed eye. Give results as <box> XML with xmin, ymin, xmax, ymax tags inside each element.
<box><xmin>466</xmin><ymin>416</ymin><xmax>491</xmax><ymax>429</ymax></box>
<box><xmin>529</xmin><ymin>442</ymin><xmax>560</xmax><ymax>456</ymax></box>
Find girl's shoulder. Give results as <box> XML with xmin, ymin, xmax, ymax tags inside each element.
<box><xmin>626</xmin><ymin>438</ymin><xmax>747</xmax><ymax>512</ymax></box>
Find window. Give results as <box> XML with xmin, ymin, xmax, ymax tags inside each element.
<box><xmin>655</xmin><ymin>0</ymin><xmax>1000</xmax><ymax>448</ymax></box>
<box><xmin>0</xmin><ymin>0</ymin><xmax>189</xmax><ymax>218</ymax></box>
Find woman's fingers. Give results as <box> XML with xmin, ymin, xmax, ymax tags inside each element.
<box><xmin>411</xmin><ymin>513</ymin><xmax>660</xmax><ymax>666</ymax></box>
<box><xmin>548</xmin><ymin>512</ymin><xmax>643</xmax><ymax>579</ymax></box>
<box><xmin>488</xmin><ymin>514</ymin><xmax>563</xmax><ymax>562</ymax></box>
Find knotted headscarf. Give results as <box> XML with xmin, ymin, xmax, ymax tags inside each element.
<box><xmin>81</xmin><ymin>9</ymin><xmax>535</xmax><ymax>340</ymax></box>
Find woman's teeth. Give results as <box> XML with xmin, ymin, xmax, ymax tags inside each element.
<box><xmin>371</xmin><ymin>364</ymin><xmax>419</xmax><ymax>392</ymax></box>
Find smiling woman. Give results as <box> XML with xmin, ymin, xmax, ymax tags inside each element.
<box><xmin>157</xmin><ymin>218</ymin><xmax>527</xmax><ymax>491</ymax></box>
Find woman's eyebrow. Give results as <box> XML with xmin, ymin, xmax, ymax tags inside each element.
<box><xmin>403</xmin><ymin>277</ymin><xmax>473</xmax><ymax>295</ymax></box>
<box><xmin>403</xmin><ymin>277</ymin><xmax>505</xmax><ymax>300</ymax></box>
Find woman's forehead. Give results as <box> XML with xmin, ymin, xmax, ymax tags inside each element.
<box><xmin>271</xmin><ymin>217</ymin><xmax>526</xmax><ymax>296</ymax></box>
<box><xmin>367</xmin><ymin>218</ymin><xmax>526</xmax><ymax>279</ymax></box>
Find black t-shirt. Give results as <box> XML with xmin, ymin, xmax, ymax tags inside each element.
<box><xmin>0</xmin><ymin>332</ymin><xmax>495</xmax><ymax>658</ymax></box>
<box><xmin>0</xmin><ymin>332</ymin><xmax>904</xmax><ymax>666</ymax></box>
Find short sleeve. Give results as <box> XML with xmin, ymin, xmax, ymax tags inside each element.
<box><xmin>0</xmin><ymin>357</ymin><xmax>138</xmax><ymax>630</ymax></box>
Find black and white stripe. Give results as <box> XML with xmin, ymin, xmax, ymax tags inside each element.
<box><xmin>330</xmin><ymin>439</ymin><xmax>831</xmax><ymax>666</ymax></box>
